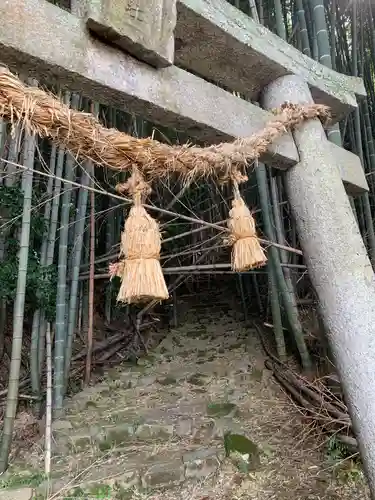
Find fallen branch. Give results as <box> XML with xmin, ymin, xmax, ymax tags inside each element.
<box><xmin>257</xmin><ymin>322</ymin><xmax>357</xmax><ymax>451</ymax></box>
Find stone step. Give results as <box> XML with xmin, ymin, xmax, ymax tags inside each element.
<box><xmin>0</xmin><ymin>489</ymin><xmax>33</xmax><ymax>500</ymax></box>
<box><xmin>64</xmin><ymin>360</ymin><xmax>249</xmax><ymax>416</ymax></box>
<box><xmin>49</xmin><ymin>410</ymin><xmax>242</xmax><ymax>459</ymax></box>
<box><xmin>63</xmin><ymin>331</ymin><xmax>252</xmax><ymax>412</ymax></box>
<box><xmin>34</xmin><ymin>446</ymin><xmax>223</xmax><ymax>497</ymax></box>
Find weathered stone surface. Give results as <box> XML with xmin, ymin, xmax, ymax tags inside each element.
<box><xmin>81</xmin><ymin>0</ymin><xmax>176</xmax><ymax>68</ymax></box>
<box><xmin>207</xmin><ymin>402</ymin><xmax>238</xmax><ymax>418</ymax></box>
<box><xmin>0</xmin><ymin>488</ymin><xmax>33</xmax><ymax>500</ymax></box>
<box><xmin>0</xmin><ymin>0</ymin><xmax>298</xmax><ymax>170</ymax></box>
<box><xmin>185</xmin><ymin>455</ymin><xmax>220</xmax><ymax>479</ymax></box>
<box><xmin>52</xmin><ymin>419</ymin><xmax>73</xmax><ymax>432</ymax></box>
<box><xmin>157</xmin><ymin>375</ymin><xmax>178</xmax><ymax>386</ymax></box>
<box><xmin>170</xmin><ymin>401</ymin><xmax>207</xmax><ymax>416</ymax></box>
<box><xmin>66</xmin><ymin>433</ymin><xmax>94</xmax><ymax>451</ymax></box>
<box><xmin>212</xmin><ymin>417</ymin><xmax>243</xmax><ymax>438</ymax></box>
<box><xmin>117</xmin><ymin>468</ymin><xmax>141</xmax><ymax>489</ymax></box>
<box><xmin>135</xmin><ymin>423</ymin><xmax>174</xmax><ymax>440</ymax></box>
<box><xmin>176</xmin><ymin>0</ymin><xmax>366</xmax><ymax>121</ymax></box>
<box><xmin>0</xmin><ymin>0</ymin><xmax>366</xmax><ymax>194</ymax></box>
<box><xmin>141</xmin><ymin>461</ymin><xmax>185</xmax><ymax>488</ymax></box>
<box><xmin>65</xmin><ymin>383</ymin><xmax>110</xmax><ymax>410</ymax></box>
<box><xmin>137</xmin><ymin>375</ymin><xmax>157</xmax><ymax>387</ymax></box>
<box><xmin>183</xmin><ymin>448</ymin><xmax>221</xmax><ymax>479</ymax></box>
<box><xmin>263</xmin><ymin>74</ymin><xmax>375</xmax><ymax>493</ymax></box>
<box><xmin>182</xmin><ymin>447</ymin><xmax>219</xmax><ymax>463</ymax></box>
<box><xmin>328</xmin><ymin>142</ymin><xmax>369</xmax><ymax>194</ymax></box>
<box><xmin>175</xmin><ymin>419</ymin><xmax>193</xmax><ymax>437</ymax></box>
<box><xmin>100</xmin><ymin>423</ymin><xmax>137</xmax><ymax>448</ymax></box>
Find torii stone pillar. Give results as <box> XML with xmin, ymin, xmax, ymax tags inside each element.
<box><xmin>262</xmin><ymin>75</ymin><xmax>375</xmax><ymax>496</ymax></box>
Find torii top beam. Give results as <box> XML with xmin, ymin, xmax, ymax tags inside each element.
<box><xmin>0</xmin><ymin>0</ymin><xmax>368</xmax><ymax>194</ymax></box>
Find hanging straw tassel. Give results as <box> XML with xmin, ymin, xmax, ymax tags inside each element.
<box><xmin>115</xmin><ymin>169</ymin><xmax>169</xmax><ymax>304</ymax></box>
<box><xmin>227</xmin><ymin>182</ymin><xmax>267</xmax><ymax>272</ymax></box>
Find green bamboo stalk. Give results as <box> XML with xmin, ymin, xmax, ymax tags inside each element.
<box><xmin>265</xmin><ymin>0</ymin><xmax>304</xmax><ymax>361</ymax></box>
<box><xmin>281</xmin><ymin>0</ymin><xmax>289</xmax><ymax>40</ymax></box>
<box><xmin>255</xmin><ymin>162</ymin><xmax>311</xmax><ymax>370</ymax></box>
<box><xmin>311</xmin><ymin>0</ymin><xmax>362</xmax><ymax>234</ymax></box>
<box><xmin>362</xmin><ymin>101</ymin><xmax>375</xmax><ymax>191</ymax></box>
<box><xmin>310</xmin><ymin>0</ymin><xmax>341</xmax><ymax>146</ymax></box>
<box><xmin>86</xmin><ymin>161</ymin><xmax>95</xmax><ymax>385</ymax></box>
<box><xmin>37</xmin><ymin>110</ymin><xmax>68</xmax><ymax>399</ymax></box>
<box><xmin>31</xmin><ymin>142</ymin><xmax>57</xmax><ymax>405</ymax></box>
<box><xmin>296</xmin><ymin>0</ymin><xmax>311</xmax><ymax>57</ymax></box>
<box><xmin>30</xmin><ymin>309</ymin><xmax>41</xmax><ymax>403</ymax></box>
<box><xmin>4</xmin><ymin>126</ymin><xmax>21</xmax><ymax>187</ymax></box>
<box><xmin>64</xmin><ymin>161</ymin><xmax>91</xmax><ymax>387</ymax></box>
<box><xmin>352</xmin><ymin>2</ymin><xmax>375</xmax><ymax>265</ymax></box>
<box><xmin>366</xmin><ymin>0</ymin><xmax>375</xmax><ymax>132</ymax></box>
<box><xmin>330</xmin><ymin>0</ymin><xmax>337</xmax><ymax>70</ymax></box>
<box><xmin>246</xmin><ymin>0</ymin><xmax>295</xmax><ymax>361</ymax></box>
<box><xmin>268</xmin><ymin>264</ymin><xmax>286</xmax><ymax>360</ymax></box>
<box><xmin>311</xmin><ymin>19</ymin><xmax>319</xmax><ymax>61</ymax></box>
<box><xmin>54</xmin><ymin>94</ymin><xmax>79</xmax><ymax>414</ymax></box>
<box><xmin>0</xmin><ymin>120</ymin><xmax>8</xmax><ymax>356</ymax></box>
<box><xmin>46</xmin><ymin>151</ymin><xmax>65</xmax><ymax>265</ymax></box>
<box><xmin>104</xmin><ymin>108</ymin><xmax>117</xmax><ymax>324</ymax></box>
<box><xmin>303</xmin><ymin>0</ymin><xmax>314</xmax><ymax>53</ymax></box>
<box><xmin>251</xmin><ymin>274</ymin><xmax>263</xmax><ymax>315</ymax></box>
<box><xmin>269</xmin><ymin>174</ymin><xmax>298</xmax><ymax>303</ymax></box>
<box><xmin>104</xmin><ymin>200</ymin><xmax>115</xmax><ymax>324</ymax></box>
<box><xmin>41</xmin><ymin>144</ymin><xmax>58</xmax><ymax>266</ymax></box>
<box><xmin>81</xmin><ymin>225</ymin><xmax>90</xmax><ymax>332</ymax></box>
<box><xmin>0</xmin><ymin>119</ymin><xmax>6</xmax><ymax>179</ymax></box>
<box><xmin>0</xmin><ymin>125</ymin><xmax>36</xmax><ymax>472</ymax></box>
<box><xmin>274</xmin><ymin>0</ymin><xmax>286</xmax><ymax>39</ymax></box>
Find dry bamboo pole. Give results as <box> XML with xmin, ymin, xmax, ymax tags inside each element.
<box><xmin>79</xmin><ymin>261</ymin><xmax>306</xmax><ymax>280</ymax></box>
<box><xmin>44</xmin><ymin>323</ymin><xmax>52</xmax><ymax>482</ymax></box>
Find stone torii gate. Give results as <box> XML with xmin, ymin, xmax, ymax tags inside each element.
<box><xmin>2</xmin><ymin>0</ymin><xmax>375</xmax><ymax>494</ymax></box>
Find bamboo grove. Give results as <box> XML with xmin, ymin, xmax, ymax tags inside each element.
<box><xmin>0</xmin><ymin>0</ymin><xmax>374</xmax><ymax>473</ymax></box>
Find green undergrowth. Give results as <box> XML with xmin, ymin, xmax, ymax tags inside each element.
<box><xmin>0</xmin><ymin>471</ymin><xmax>47</xmax><ymax>490</ymax></box>
<box><xmin>326</xmin><ymin>436</ymin><xmax>364</xmax><ymax>485</ymax></box>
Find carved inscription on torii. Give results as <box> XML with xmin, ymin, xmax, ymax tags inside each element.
<box><xmin>82</xmin><ymin>0</ymin><xmax>176</xmax><ymax>68</ymax></box>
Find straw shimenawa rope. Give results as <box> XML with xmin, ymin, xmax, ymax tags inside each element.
<box><xmin>227</xmin><ymin>181</ymin><xmax>267</xmax><ymax>271</ymax></box>
<box><xmin>111</xmin><ymin>169</ymin><xmax>169</xmax><ymax>303</ymax></box>
<box><xmin>0</xmin><ymin>68</ymin><xmax>330</xmax><ymax>283</ymax></box>
<box><xmin>0</xmin><ymin>68</ymin><xmax>330</xmax><ymax>186</ymax></box>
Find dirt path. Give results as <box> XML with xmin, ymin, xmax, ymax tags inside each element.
<box><xmin>3</xmin><ymin>308</ymin><xmax>369</xmax><ymax>499</ymax></box>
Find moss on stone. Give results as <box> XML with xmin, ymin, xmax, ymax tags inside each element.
<box><xmin>99</xmin><ymin>424</ymin><xmax>136</xmax><ymax>449</ymax></box>
<box><xmin>68</xmin><ymin>436</ymin><xmax>93</xmax><ymax>452</ymax></box>
<box><xmin>187</xmin><ymin>373</ymin><xmax>206</xmax><ymax>386</ymax></box>
<box><xmin>207</xmin><ymin>402</ymin><xmax>238</xmax><ymax>418</ymax></box>
<box><xmin>85</xmin><ymin>400</ymin><xmax>98</xmax><ymax>408</ymax></box>
<box><xmin>157</xmin><ymin>376</ymin><xmax>177</xmax><ymax>386</ymax></box>
<box><xmin>251</xmin><ymin>367</ymin><xmax>264</xmax><ymax>381</ymax></box>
